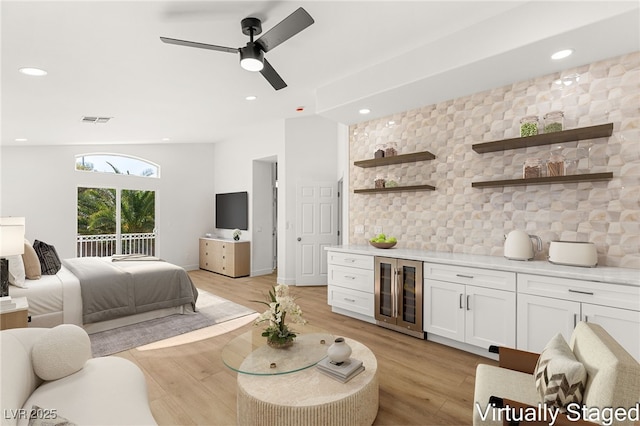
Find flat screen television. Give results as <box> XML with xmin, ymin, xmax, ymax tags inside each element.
<box><xmin>215</xmin><ymin>191</ymin><xmax>248</xmax><ymax>230</ymax></box>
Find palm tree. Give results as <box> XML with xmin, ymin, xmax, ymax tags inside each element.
<box><xmin>121</xmin><ymin>190</ymin><xmax>155</xmax><ymax>233</ymax></box>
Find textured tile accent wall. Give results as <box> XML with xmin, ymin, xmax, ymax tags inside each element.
<box><xmin>349</xmin><ymin>52</ymin><xmax>639</xmax><ymax>268</ymax></box>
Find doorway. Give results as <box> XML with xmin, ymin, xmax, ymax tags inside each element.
<box><xmin>252</xmin><ymin>157</ymin><xmax>278</xmax><ymax>276</ymax></box>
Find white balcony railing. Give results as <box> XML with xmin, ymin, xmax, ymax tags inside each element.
<box><xmin>76</xmin><ymin>233</ymin><xmax>156</xmax><ymax>257</ymax></box>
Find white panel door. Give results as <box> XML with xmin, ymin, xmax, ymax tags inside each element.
<box><xmin>295</xmin><ymin>182</ymin><xmax>337</xmax><ymax>286</ymax></box>
<box><xmin>423</xmin><ymin>279</ymin><xmax>465</xmax><ymax>342</ymax></box>
<box><xmin>465</xmin><ymin>286</ymin><xmax>516</xmax><ymax>349</ymax></box>
<box><xmin>583</xmin><ymin>304</ymin><xmax>640</xmax><ymax>360</ymax></box>
<box><xmin>517</xmin><ymin>293</ymin><xmax>580</xmax><ymax>352</ymax></box>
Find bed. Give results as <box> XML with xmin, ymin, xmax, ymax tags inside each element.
<box><xmin>8</xmin><ymin>256</ymin><xmax>198</xmax><ymax>334</ymax></box>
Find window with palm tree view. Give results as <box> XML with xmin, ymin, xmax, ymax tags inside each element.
<box><xmin>75</xmin><ymin>154</ymin><xmax>158</xmax><ymax>257</ymax></box>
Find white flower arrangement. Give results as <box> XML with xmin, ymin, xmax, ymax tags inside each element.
<box><xmin>254</xmin><ymin>284</ymin><xmax>307</xmax><ymax>346</ymax></box>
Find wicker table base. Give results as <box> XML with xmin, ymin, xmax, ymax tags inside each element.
<box><xmin>236</xmin><ymin>338</ymin><xmax>379</xmax><ymax>426</ymax></box>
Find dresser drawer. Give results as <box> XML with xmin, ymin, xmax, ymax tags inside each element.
<box><xmin>327</xmin><ymin>251</ymin><xmax>374</xmax><ymax>270</ymax></box>
<box><xmin>424</xmin><ymin>262</ymin><xmax>516</xmax><ymax>292</ymax></box>
<box><xmin>328</xmin><ymin>265</ymin><xmax>374</xmax><ymax>293</ymax></box>
<box><xmin>518</xmin><ymin>273</ymin><xmax>640</xmax><ymax>311</ymax></box>
<box><xmin>328</xmin><ymin>286</ymin><xmax>374</xmax><ymax>317</ymax></box>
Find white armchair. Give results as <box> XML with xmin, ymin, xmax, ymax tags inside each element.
<box><xmin>473</xmin><ymin>322</ymin><xmax>640</xmax><ymax>426</ymax></box>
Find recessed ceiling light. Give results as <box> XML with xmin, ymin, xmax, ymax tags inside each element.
<box><xmin>551</xmin><ymin>49</ymin><xmax>574</xmax><ymax>60</ymax></box>
<box><xmin>162</xmin><ymin>138</ymin><xmax>171</xmax><ymax>141</ymax></box>
<box><xmin>19</xmin><ymin>67</ymin><xmax>47</xmax><ymax>76</ymax></box>
<box><xmin>359</xmin><ymin>108</ymin><xmax>371</xmax><ymax>115</ymax></box>
<box><xmin>245</xmin><ymin>95</ymin><xmax>257</xmax><ymax>101</ymax></box>
<box><xmin>15</xmin><ymin>138</ymin><xmax>28</xmax><ymax>142</ymax></box>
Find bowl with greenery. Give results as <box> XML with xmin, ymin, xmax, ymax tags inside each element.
<box><xmin>369</xmin><ymin>234</ymin><xmax>397</xmax><ymax>249</ymax></box>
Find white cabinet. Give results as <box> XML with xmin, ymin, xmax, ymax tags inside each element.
<box><xmin>327</xmin><ymin>251</ymin><xmax>374</xmax><ymax>323</ymax></box>
<box><xmin>517</xmin><ymin>273</ymin><xmax>640</xmax><ymax>359</ymax></box>
<box><xmin>424</xmin><ymin>263</ymin><xmax>516</xmax><ymax>349</ymax></box>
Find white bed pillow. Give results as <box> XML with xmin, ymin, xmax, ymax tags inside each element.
<box><xmin>32</xmin><ymin>324</ymin><xmax>92</xmax><ymax>381</ymax></box>
<box><xmin>7</xmin><ymin>254</ymin><xmax>26</xmax><ymax>288</ymax></box>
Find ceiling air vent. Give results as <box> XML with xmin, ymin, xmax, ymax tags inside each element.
<box><xmin>81</xmin><ymin>116</ymin><xmax>112</xmax><ymax>124</ymax></box>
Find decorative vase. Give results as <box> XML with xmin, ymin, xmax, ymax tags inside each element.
<box><xmin>233</xmin><ymin>235</ymin><xmax>240</xmax><ymax>241</ymax></box>
<box><xmin>327</xmin><ymin>337</ymin><xmax>352</xmax><ymax>364</ymax></box>
<box><xmin>267</xmin><ymin>338</ymin><xmax>294</xmax><ymax>349</ymax></box>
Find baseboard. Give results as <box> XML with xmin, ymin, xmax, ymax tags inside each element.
<box><xmin>251</xmin><ymin>268</ymin><xmax>274</xmax><ymax>277</ymax></box>
<box><xmin>426</xmin><ymin>334</ymin><xmax>498</xmax><ymax>361</ymax></box>
<box><xmin>331</xmin><ymin>307</ymin><xmax>376</xmax><ymax>324</ymax></box>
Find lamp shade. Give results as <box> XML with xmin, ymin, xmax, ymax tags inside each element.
<box><xmin>0</xmin><ymin>217</ymin><xmax>25</xmax><ymax>257</ymax></box>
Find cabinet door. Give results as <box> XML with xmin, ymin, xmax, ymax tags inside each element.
<box><xmin>423</xmin><ymin>279</ymin><xmax>465</xmax><ymax>343</ymax></box>
<box><xmin>374</xmin><ymin>257</ymin><xmax>396</xmax><ymax>324</ymax></box>
<box><xmin>396</xmin><ymin>259</ymin><xmax>423</xmax><ymax>332</ymax></box>
<box><xmin>465</xmin><ymin>286</ymin><xmax>516</xmax><ymax>349</ymax></box>
<box><xmin>210</xmin><ymin>241</ymin><xmax>224</xmax><ymax>274</ymax></box>
<box><xmin>582</xmin><ymin>304</ymin><xmax>640</xmax><ymax>360</ymax></box>
<box><xmin>517</xmin><ymin>294</ymin><xmax>580</xmax><ymax>352</ymax></box>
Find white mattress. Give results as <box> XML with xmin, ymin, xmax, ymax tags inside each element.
<box><xmin>8</xmin><ymin>265</ymin><xmax>82</xmax><ymax>327</ymax></box>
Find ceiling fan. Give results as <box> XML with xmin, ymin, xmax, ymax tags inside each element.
<box><xmin>160</xmin><ymin>7</ymin><xmax>314</xmax><ymax>90</ymax></box>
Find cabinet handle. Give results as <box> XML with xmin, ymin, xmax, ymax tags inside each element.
<box><xmin>459</xmin><ymin>293</ymin><xmax>464</xmax><ymax>309</ymax></box>
<box><xmin>344</xmin><ymin>298</ymin><xmax>356</xmax><ymax>303</ymax></box>
<box><xmin>584</xmin><ymin>315</ymin><xmax>589</xmax><ymax>322</ymax></box>
<box><xmin>456</xmin><ymin>274</ymin><xmax>474</xmax><ymax>279</ymax></box>
<box><xmin>344</xmin><ymin>275</ymin><xmax>356</xmax><ymax>280</ymax></box>
<box><xmin>568</xmin><ymin>289</ymin><xmax>594</xmax><ymax>296</ymax></box>
<box><xmin>573</xmin><ymin>314</ymin><xmax>577</xmax><ymax>328</ymax></box>
<box><xmin>344</xmin><ymin>258</ymin><xmax>357</xmax><ymax>263</ymax></box>
<box><xmin>466</xmin><ymin>295</ymin><xmax>471</xmax><ymax>311</ymax></box>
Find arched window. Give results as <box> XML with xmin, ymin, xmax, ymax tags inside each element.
<box><xmin>75</xmin><ymin>153</ymin><xmax>159</xmax><ymax>178</ymax></box>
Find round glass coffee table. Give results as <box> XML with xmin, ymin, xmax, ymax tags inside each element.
<box><xmin>222</xmin><ymin>326</ymin><xmax>379</xmax><ymax>426</ymax></box>
<box><xmin>221</xmin><ymin>325</ymin><xmax>334</xmax><ymax>375</ymax></box>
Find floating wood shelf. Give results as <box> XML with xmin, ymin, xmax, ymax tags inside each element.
<box><xmin>354</xmin><ymin>184</ymin><xmax>436</xmax><ymax>194</ymax></box>
<box><xmin>354</xmin><ymin>151</ymin><xmax>436</xmax><ymax>168</ymax></box>
<box><xmin>471</xmin><ymin>172</ymin><xmax>613</xmax><ymax>188</ymax></box>
<box><xmin>471</xmin><ymin>123</ymin><xmax>613</xmax><ymax>154</ymax></box>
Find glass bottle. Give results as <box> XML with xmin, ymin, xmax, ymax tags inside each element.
<box><xmin>520</xmin><ymin>116</ymin><xmax>539</xmax><ymax>137</ymax></box>
<box><xmin>523</xmin><ymin>158</ymin><xmax>542</xmax><ymax>179</ymax></box>
<box><xmin>543</xmin><ymin>111</ymin><xmax>564</xmax><ymax>133</ymax></box>
<box><xmin>547</xmin><ymin>148</ymin><xmax>565</xmax><ymax>177</ymax></box>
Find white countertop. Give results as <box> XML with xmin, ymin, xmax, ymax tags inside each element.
<box><xmin>326</xmin><ymin>245</ymin><xmax>640</xmax><ymax>286</ymax></box>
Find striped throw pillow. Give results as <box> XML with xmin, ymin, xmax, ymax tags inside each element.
<box><xmin>534</xmin><ymin>333</ymin><xmax>587</xmax><ymax>411</ymax></box>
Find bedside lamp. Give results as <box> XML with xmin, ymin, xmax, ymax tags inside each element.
<box><xmin>0</xmin><ymin>217</ymin><xmax>25</xmax><ymax>298</ymax></box>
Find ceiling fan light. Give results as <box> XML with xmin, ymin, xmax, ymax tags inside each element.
<box><xmin>240</xmin><ymin>45</ymin><xmax>264</xmax><ymax>72</ymax></box>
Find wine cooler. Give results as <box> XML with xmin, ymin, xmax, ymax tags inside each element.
<box><xmin>374</xmin><ymin>257</ymin><xmax>424</xmax><ymax>339</ymax></box>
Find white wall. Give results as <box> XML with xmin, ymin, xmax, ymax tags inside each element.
<box><xmin>211</xmin><ymin>116</ymin><xmax>340</xmax><ymax>284</ymax></box>
<box><xmin>336</xmin><ymin>123</ymin><xmax>350</xmax><ymax>244</ymax></box>
<box><xmin>210</xmin><ymin>120</ymin><xmax>285</xmax><ymax>277</ymax></box>
<box><xmin>0</xmin><ymin>143</ymin><xmax>215</xmax><ymax>269</ymax></box>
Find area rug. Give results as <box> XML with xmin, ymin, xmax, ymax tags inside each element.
<box><xmin>89</xmin><ymin>290</ymin><xmax>256</xmax><ymax>357</ymax></box>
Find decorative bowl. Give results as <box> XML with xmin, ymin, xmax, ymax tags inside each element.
<box><xmin>369</xmin><ymin>241</ymin><xmax>397</xmax><ymax>249</ymax></box>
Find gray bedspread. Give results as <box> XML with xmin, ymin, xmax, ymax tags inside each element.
<box><xmin>62</xmin><ymin>257</ymin><xmax>198</xmax><ymax>324</ymax></box>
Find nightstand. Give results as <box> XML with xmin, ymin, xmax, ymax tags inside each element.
<box><xmin>0</xmin><ymin>297</ymin><xmax>29</xmax><ymax>330</ymax></box>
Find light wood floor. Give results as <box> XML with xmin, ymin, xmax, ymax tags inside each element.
<box><xmin>116</xmin><ymin>270</ymin><xmax>497</xmax><ymax>425</ymax></box>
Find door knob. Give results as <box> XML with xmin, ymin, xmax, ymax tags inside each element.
<box><xmin>297</xmin><ymin>237</ymin><xmax>301</xmax><ymax>241</ymax></box>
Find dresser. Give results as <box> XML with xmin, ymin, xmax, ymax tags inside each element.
<box><xmin>199</xmin><ymin>238</ymin><xmax>250</xmax><ymax>278</ymax></box>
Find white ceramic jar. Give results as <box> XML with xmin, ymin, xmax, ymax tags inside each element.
<box><xmin>327</xmin><ymin>337</ymin><xmax>352</xmax><ymax>364</ymax></box>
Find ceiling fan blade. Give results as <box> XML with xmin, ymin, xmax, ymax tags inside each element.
<box><xmin>160</xmin><ymin>37</ymin><xmax>238</xmax><ymax>54</ymax></box>
<box><xmin>255</xmin><ymin>7</ymin><xmax>314</xmax><ymax>53</ymax></box>
<box><xmin>260</xmin><ymin>58</ymin><xmax>287</xmax><ymax>90</ymax></box>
